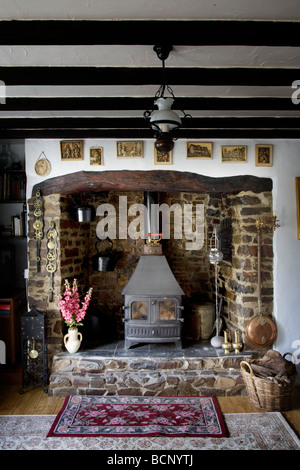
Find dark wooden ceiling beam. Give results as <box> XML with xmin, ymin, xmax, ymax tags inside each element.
<box><xmin>0</xmin><ymin>20</ymin><xmax>299</xmax><ymax>46</ymax></box>
<box><xmin>2</xmin><ymin>128</ymin><xmax>300</xmax><ymax>139</ymax></box>
<box><xmin>0</xmin><ymin>66</ymin><xmax>298</xmax><ymax>86</ymax></box>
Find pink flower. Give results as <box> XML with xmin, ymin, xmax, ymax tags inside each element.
<box><xmin>57</xmin><ymin>279</ymin><xmax>93</xmax><ymax>328</ymax></box>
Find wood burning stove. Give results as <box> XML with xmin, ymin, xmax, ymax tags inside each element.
<box><xmin>122</xmin><ymin>247</ymin><xmax>185</xmax><ymax>350</ymax></box>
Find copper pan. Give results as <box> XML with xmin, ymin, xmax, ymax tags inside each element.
<box><xmin>246</xmin><ymin>226</ymin><xmax>277</xmax><ymax>346</ymax></box>
<box><xmin>246</xmin><ymin>303</ymin><xmax>277</xmax><ymax>346</ymax></box>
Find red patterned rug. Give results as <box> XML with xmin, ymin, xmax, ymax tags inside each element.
<box><xmin>47</xmin><ymin>395</ymin><xmax>228</xmax><ymax>438</ymax></box>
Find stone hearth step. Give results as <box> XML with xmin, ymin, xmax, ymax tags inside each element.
<box><xmin>48</xmin><ymin>341</ymin><xmax>252</xmax><ymax>397</ymax></box>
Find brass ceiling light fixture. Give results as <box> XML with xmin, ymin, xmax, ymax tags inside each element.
<box><xmin>144</xmin><ymin>45</ymin><xmax>192</xmax><ymax>155</ymax></box>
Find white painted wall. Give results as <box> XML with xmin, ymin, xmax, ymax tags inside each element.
<box><xmin>25</xmin><ymin>138</ymin><xmax>300</xmax><ymax>377</ymax></box>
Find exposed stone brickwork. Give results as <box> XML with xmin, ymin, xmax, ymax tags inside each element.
<box><xmin>28</xmin><ymin>193</ymin><xmax>91</xmax><ymax>360</ymax></box>
<box><xmin>48</xmin><ymin>349</ymin><xmax>251</xmax><ymax>397</ymax></box>
<box><xmin>221</xmin><ymin>191</ymin><xmax>273</xmax><ymax>350</ymax></box>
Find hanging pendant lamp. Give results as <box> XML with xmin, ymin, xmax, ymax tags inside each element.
<box><xmin>144</xmin><ymin>45</ymin><xmax>191</xmax><ymax>155</ymax></box>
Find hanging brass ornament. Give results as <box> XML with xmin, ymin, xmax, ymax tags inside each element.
<box><xmin>33</xmin><ymin>187</ymin><xmax>44</xmax><ymax>272</ymax></box>
<box><xmin>46</xmin><ymin>220</ymin><xmax>58</xmax><ymax>301</ymax></box>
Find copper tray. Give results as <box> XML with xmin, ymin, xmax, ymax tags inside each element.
<box><xmin>246</xmin><ymin>314</ymin><xmax>277</xmax><ymax>346</ymax></box>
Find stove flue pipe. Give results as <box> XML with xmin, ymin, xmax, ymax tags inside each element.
<box><xmin>144</xmin><ymin>191</ymin><xmax>160</xmax><ymax>243</ymax></box>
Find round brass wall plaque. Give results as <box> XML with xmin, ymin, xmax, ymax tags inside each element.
<box><xmin>34</xmin><ymin>152</ymin><xmax>51</xmax><ymax>176</ymax></box>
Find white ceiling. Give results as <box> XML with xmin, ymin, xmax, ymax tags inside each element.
<box><xmin>1</xmin><ymin>45</ymin><xmax>300</xmax><ymax>68</ymax></box>
<box><xmin>1</xmin><ymin>0</ymin><xmax>300</xmax><ymax>20</ymax></box>
<box><xmin>0</xmin><ymin>0</ymin><xmax>300</xmax><ymax>139</ymax></box>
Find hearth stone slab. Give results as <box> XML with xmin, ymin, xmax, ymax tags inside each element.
<box><xmin>48</xmin><ymin>341</ymin><xmax>252</xmax><ymax>397</ymax></box>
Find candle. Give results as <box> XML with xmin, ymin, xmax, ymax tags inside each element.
<box><xmin>234</xmin><ymin>330</ymin><xmax>239</xmax><ymax>342</ymax></box>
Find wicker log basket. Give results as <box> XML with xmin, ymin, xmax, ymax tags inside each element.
<box><xmin>241</xmin><ymin>351</ymin><xmax>297</xmax><ymax>411</ymax></box>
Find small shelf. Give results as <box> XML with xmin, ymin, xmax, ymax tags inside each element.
<box><xmin>0</xmin><ymin>200</ymin><xmax>26</xmax><ymax>204</ymax></box>
<box><xmin>0</xmin><ymin>141</ymin><xmax>27</xmax><ymax>294</ymax></box>
<box><xmin>0</xmin><ymin>236</ymin><xmax>27</xmax><ymax>240</ymax></box>
<box><xmin>0</xmin><ymin>170</ymin><xmax>26</xmax><ymax>203</ymax></box>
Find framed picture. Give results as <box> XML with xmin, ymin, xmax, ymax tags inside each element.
<box><xmin>221</xmin><ymin>145</ymin><xmax>247</xmax><ymax>163</ymax></box>
<box><xmin>296</xmin><ymin>177</ymin><xmax>300</xmax><ymax>240</ymax></box>
<box><xmin>255</xmin><ymin>144</ymin><xmax>273</xmax><ymax>167</ymax></box>
<box><xmin>116</xmin><ymin>141</ymin><xmax>143</xmax><ymax>158</ymax></box>
<box><xmin>60</xmin><ymin>141</ymin><xmax>84</xmax><ymax>161</ymax></box>
<box><xmin>186</xmin><ymin>142</ymin><xmax>212</xmax><ymax>159</ymax></box>
<box><xmin>89</xmin><ymin>147</ymin><xmax>103</xmax><ymax>165</ymax></box>
<box><xmin>154</xmin><ymin>147</ymin><xmax>173</xmax><ymax>165</ymax></box>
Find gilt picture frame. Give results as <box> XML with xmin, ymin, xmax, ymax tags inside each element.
<box><xmin>221</xmin><ymin>145</ymin><xmax>247</xmax><ymax>163</ymax></box>
<box><xmin>296</xmin><ymin>177</ymin><xmax>300</xmax><ymax>240</ymax></box>
<box><xmin>116</xmin><ymin>141</ymin><xmax>143</xmax><ymax>158</ymax></box>
<box><xmin>255</xmin><ymin>144</ymin><xmax>273</xmax><ymax>167</ymax></box>
<box><xmin>89</xmin><ymin>147</ymin><xmax>103</xmax><ymax>166</ymax></box>
<box><xmin>154</xmin><ymin>147</ymin><xmax>173</xmax><ymax>165</ymax></box>
<box><xmin>60</xmin><ymin>140</ymin><xmax>84</xmax><ymax>161</ymax></box>
<box><xmin>186</xmin><ymin>142</ymin><xmax>212</xmax><ymax>159</ymax></box>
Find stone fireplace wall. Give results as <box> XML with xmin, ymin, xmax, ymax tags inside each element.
<box><xmin>219</xmin><ymin>191</ymin><xmax>274</xmax><ymax>349</ymax></box>
<box><xmin>28</xmin><ymin>177</ymin><xmax>273</xmax><ymax>363</ymax></box>
<box><xmin>28</xmin><ymin>193</ymin><xmax>91</xmax><ymax>358</ymax></box>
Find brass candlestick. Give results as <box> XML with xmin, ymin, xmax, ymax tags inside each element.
<box><xmin>232</xmin><ymin>330</ymin><xmax>243</xmax><ymax>354</ymax></box>
<box><xmin>222</xmin><ymin>330</ymin><xmax>232</xmax><ymax>355</ymax></box>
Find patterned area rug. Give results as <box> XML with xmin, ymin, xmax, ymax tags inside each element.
<box><xmin>47</xmin><ymin>395</ymin><xmax>227</xmax><ymax>438</ymax></box>
<box><xmin>0</xmin><ymin>411</ymin><xmax>299</xmax><ymax>450</ymax></box>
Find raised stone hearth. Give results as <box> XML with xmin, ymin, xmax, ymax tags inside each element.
<box><xmin>48</xmin><ymin>341</ymin><xmax>252</xmax><ymax>397</ymax></box>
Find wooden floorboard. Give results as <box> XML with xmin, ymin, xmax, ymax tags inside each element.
<box><xmin>0</xmin><ymin>384</ymin><xmax>299</xmax><ymax>438</ymax></box>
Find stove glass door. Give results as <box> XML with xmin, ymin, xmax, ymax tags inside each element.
<box><xmin>131</xmin><ymin>300</ymin><xmax>148</xmax><ymax>320</ymax></box>
<box><xmin>158</xmin><ymin>300</ymin><xmax>176</xmax><ymax>321</ymax></box>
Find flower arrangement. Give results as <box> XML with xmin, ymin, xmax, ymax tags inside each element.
<box><xmin>57</xmin><ymin>279</ymin><xmax>93</xmax><ymax>328</ymax></box>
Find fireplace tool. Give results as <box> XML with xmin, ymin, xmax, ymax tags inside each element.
<box><xmin>246</xmin><ymin>217</ymin><xmax>278</xmax><ymax>346</ymax></box>
<box><xmin>207</xmin><ymin>226</ymin><xmax>224</xmax><ymax>348</ymax></box>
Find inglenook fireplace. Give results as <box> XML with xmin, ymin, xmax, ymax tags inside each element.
<box><xmin>28</xmin><ymin>170</ymin><xmax>274</xmax><ymax>397</ymax></box>
<box><xmin>29</xmin><ymin>170</ymin><xmax>274</xmax><ymax>363</ymax></box>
